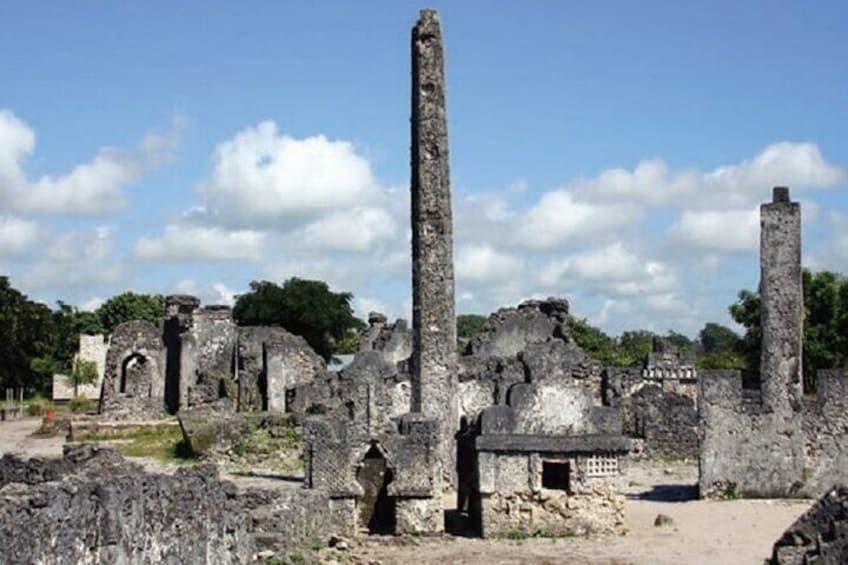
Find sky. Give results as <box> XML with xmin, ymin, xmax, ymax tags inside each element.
<box><xmin>0</xmin><ymin>1</ymin><xmax>846</xmax><ymax>337</ymax></box>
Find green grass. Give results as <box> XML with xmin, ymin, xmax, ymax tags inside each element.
<box><xmin>75</xmin><ymin>426</ymin><xmax>195</xmax><ymax>464</ymax></box>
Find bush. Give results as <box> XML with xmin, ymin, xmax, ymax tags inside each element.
<box><xmin>25</xmin><ymin>395</ymin><xmax>52</xmax><ymax>417</ymax></box>
<box><xmin>69</xmin><ymin>396</ymin><xmax>95</xmax><ymax>414</ymax></box>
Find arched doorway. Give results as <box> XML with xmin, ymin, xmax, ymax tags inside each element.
<box><xmin>120</xmin><ymin>353</ymin><xmax>148</xmax><ymax>395</ymax></box>
<box><xmin>356</xmin><ymin>443</ymin><xmax>395</xmax><ymax>534</ymax></box>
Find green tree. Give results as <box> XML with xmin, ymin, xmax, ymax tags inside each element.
<box><xmin>696</xmin><ymin>322</ymin><xmax>747</xmax><ymax>369</ymax></box>
<box><xmin>233</xmin><ymin>278</ymin><xmax>365</xmax><ymax>361</ymax></box>
<box><xmin>730</xmin><ymin>269</ymin><xmax>848</xmax><ymax>391</ymax></box>
<box><xmin>66</xmin><ymin>359</ymin><xmax>99</xmax><ymax>398</ymax></box>
<box><xmin>618</xmin><ymin>330</ymin><xmax>655</xmax><ymax>366</ymax></box>
<box><xmin>566</xmin><ymin>317</ymin><xmax>626</xmax><ymax>366</ymax></box>
<box><xmin>96</xmin><ymin>292</ymin><xmax>165</xmax><ymax>334</ymax></box>
<box><xmin>457</xmin><ymin>314</ymin><xmax>487</xmax><ymax>339</ymax></box>
<box><xmin>0</xmin><ymin>277</ymin><xmax>57</xmax><ymax>393</ymax></box>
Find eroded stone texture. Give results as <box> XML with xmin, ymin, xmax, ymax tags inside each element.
<box><xmin>761</xmin><ymin>186</ymin><xmax>803</xmax><ymax>412</ymax></box>
<box><xmin>182</xmin><ymin>305</ymin><xmax>238</xmax><ymax>408</ymax></box>
<box><xmin>359</xmin><ymin>314</ymin><xmax>413</xmax><ymax>365</ymax></box>
<box><xmin>700</xmin><ymin>189</ymin><xmax>848</xmax><ymax>498</ymax></box>
<box><xmin>769</xmin><ymin>485</ymin><xmax>848</xmax><ymax>564</ymax></box>
<box><xmin>99</xmin><ymin>321</ymin><xmax>166</xmax><ymax>420</ymax></box>
<box><xmin>411</xmin><ymin>8</ymin><xmax>458</xmax><ymax>486</ymax></box>
<box><xmin>237</xmin><ymin>326</ymin><xmax>326</xmax><ymax>412</ymax></box>
<box><xmin>0</xmin><ymin>445</ymin><xmax>254</xmax><ymax>564</ymax></box>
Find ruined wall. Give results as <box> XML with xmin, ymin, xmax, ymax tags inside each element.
<box><xmin>237</xmin><ymin>326</ymin><xmax>326</xmax><ymax>412</ymax></box>
<box><xmin>181</xmin><ymin>306</ymin><xmax>237</xmax><ymax>408</ymax></box>
<box><xmin>360</xmin><ymin>313</ymin><xmax>413</xmax><ymax>365</ymax></box>
<box><xmin>474</xmin><ymin>450</ymin><xmax>625</xmax><ymax>538</ymax></box>
<box><xmin>801</xmin><ymin>370</ymin><xmax>848</xmax><ymax>494</ymax></box>
<box><xmin>53</xmin><ymin>334</ymin><xmax>108</xmax><ymax>402</ymax></box>
<box><xmin>769</xmin><ymin>485</ymin><xmax>848</xmax><ymax>564</ymax></box>
<box><xmin>0</xmin><ymin>445</ymin><xmax>357</xmax><ymax>563</ymax></box>
<box><xmin>99</xmin><ymin>321</ymin><xmax>165</xmax><ymax>420</ymax></box>
<box><xmin>0</xmin><ymin>446</ymin><xmax>254</xmax><ymax>564</ymax></box>
<box><xmin>699</xmin><ymin>370</ymin><xmax>805</xmax><ymax>497</ymax></box>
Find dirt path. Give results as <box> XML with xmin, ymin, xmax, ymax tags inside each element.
<box><xmin>0</xmin><ymin>417</ymin><xmax>64</xmax><ymax>458</ymax></box>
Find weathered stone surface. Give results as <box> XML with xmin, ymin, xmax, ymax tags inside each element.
<box><xmin>770</xmin><ymin>485</ymin><xmax>848</xmax><ymax>564</ymax></box>
<box><xmin>760</xmin><ymin>186</ymin><xmax>803</xmax><ymax>412</ymax></box>
<box><xmin>100</xmin><ymin>320</ymin><xmax>166</xmax><ymax>420</ymax></box>
<box><xmin>359</xmin><ymin>315</ymin><xmax>413</xmax><ymax>365</ymax></box>
<box><xmin>411</xmin><ymin>8</ymin><xmax>458</xmax><ymax>488</ymax></box>
<box><xmin>237</xmin><ymin>325</ymin><xmax>326</xmax><ymax>412</ymax></box>
<box><xmin>0</xmin><ymin>445</ymin><xmax>255</xmax><ymax>564</ymax></box>
<box><xmin>464</xmin><ymin>298</ymin><xmax>569</xmax><ymax>358</ymax></box>
<box><xmin>52</xmin><ymin>333</ymin><xmax>108</xmax><ymax>402</ymax></box>
<box><xmin>182</xmin><ymin>305</ymin><xmax>238</xmax><ymax>408</ymax></box>
<box><xmin>178</xmin><ymin>402</ymin><xmax>251</xmax><ymax>457</ymax></box>
<box><xmin>698</xmin><ymin>189</ymin><xmax>848</xmax><ymax>498</ymax></box>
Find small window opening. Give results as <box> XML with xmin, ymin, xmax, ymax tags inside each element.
<box><xmin>542</xmin><ymin>461</ymin><xmax>571</xmax><ymax>491</ymax></box>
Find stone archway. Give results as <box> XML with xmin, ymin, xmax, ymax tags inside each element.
<box><xmin>356</xmin><ymin>443</ymin><xmax>396</xmax><ymax>534</ymax></box>
<box><xmin>119</xmin><ymin>353</ymin><xmax>152</xmax><ymax>397</ymax></box>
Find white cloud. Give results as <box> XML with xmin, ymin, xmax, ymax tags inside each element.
<box><xmin>568</xmin><ymin>142</ymin><xmax>845</xmax><ymax>209</ymax></box>
<box><xmin>134</xmin><ymin>225</ymin><xmax>266</xmax><ymax>261</ymax></box>
<box><xmin>539</xmin><ymin>242</ymin><xmax>677</xmax><ymax>297</ymax></box>
<box><xmin>668</xmin><ymin>208</ymin><xmax>760</xmax><ymax>253</ymax></box>
<box><xmin>456</xmin><ymin>245</ymin><xmax>522</xmax><ymax>284</ymax></box>
<box><xmin>292</xmin><ymin>206</ymin><xmax>398</xmax><ymax>251</ymax></box>
<box><xmin>0</xmin><ymin>109</ymin><xmax>183</xmax><ymax>216</ymax></box>
<box><xmin>195</xmin><ymin>121</ymin><xmax>382</xmax><ymax>227</ymax></box>
<box><xmin>0</xmin><ymin>216</ymin><xmax>39</xmax><ymax>256</ymax></box>
<box><xmin>212</xmin><ymin>283</ymin><xmax>237</xmax><ymax>306</ymax></box>
<box><xmin>516</xmin><ymin>190</ymin><xmax>641</xmax><ymax>249</ymax></box>
<box><xmin>20</xmin><ymin>226</ymin><xmax>122</xmax><ymax>290</ymax></box>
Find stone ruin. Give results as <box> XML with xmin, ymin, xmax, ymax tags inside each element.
<box><xmin>700</xmin><ymin>187</ymin><xmax>848</xmax><ymax>498</ymax></box>
<box><xmin>52</xmin><ymin>333</ymin><xmax>108</xmax><ymax>403</ymax></box>
<box><xmin>769</xmin><ymin>485</ymin><xmax>848</xmax><ymax>564</ymax></box>
<box><xmin>5</xmin><ymin>8</ymin><xmax>848</xmax><ymax>563</ymax></box>
<box><xmin>98</xmin><ymin>294</ymin><xmax>325</xmax><ymax>420</ymax></box>
<box><xmin>604</xmin><ymin>338</ymin><xmax>699</xmax><ymax>459</ymax></box>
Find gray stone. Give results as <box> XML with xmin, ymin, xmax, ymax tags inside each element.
<box><xmin>411</xmin><ymin>8</ymin><xmax>458</xmax><ymax>488</ymax></box>
<box><xmin>770</xmin><ymin>485</ymin><xmax>848</xmax><ymax>564</ymax></box>
<box><xmin>654</xmin><ymin>513</ymin><xmax>675</xmax><ymax>527</ymax></box>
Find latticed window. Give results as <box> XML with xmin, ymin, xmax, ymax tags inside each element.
<box><xmin>584</xmin><ymin>455</ymin><xmax>619</xmax><ymax>478</ymax></box>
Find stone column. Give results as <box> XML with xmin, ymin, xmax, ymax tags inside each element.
<box><xmin>410</xmin><ymin>9</ymin><xmax>458</xmax><ymax>485</ymax></box>
<box><xmin>759</xmin><ymin>186</ymin><xmax>803</xmax><ymax>412</ymax></box>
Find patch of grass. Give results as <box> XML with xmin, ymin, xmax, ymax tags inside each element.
<box><xmin>76</xmin><ymin>426</ymin><xmax>196</xmax><ymax>464</ymax></box>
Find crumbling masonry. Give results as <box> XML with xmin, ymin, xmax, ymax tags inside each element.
<box><xmin>700</xmin><ymin>187</ymin><xmax>848</xmax><ymax>498</ymax></box>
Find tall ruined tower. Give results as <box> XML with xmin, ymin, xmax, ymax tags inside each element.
<box><xmin>759</xmin><ymin>186</ymin><xmax>803</xmax><ymax>412</ymax></box>
<box><xmin>410</xmin><ymin>9</ymin><xmax>458</xmax><ymax>484</ymax></box>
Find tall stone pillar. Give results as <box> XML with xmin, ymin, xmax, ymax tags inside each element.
<box><xmin>759</xmin><ymin>186</ymin><xmax>803</xmax><ymax>412</ymax></box>
<box><xmin>410</xmin><ymin>9</ymin><xmax>458</xmax><ymax>486</ymax></box>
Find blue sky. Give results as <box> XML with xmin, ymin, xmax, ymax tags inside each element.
<box><xmin>1</xmin><ymin>1</ymin><xmax>846</xmax><ymax>336</ymax></box>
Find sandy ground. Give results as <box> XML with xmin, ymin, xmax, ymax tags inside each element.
<box><xmin>0</xmin><ymin>418</ymin><xmax>810</xmax><ymax>564</ymax></box>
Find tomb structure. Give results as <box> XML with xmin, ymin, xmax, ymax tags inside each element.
<box><xmin>699</xmin><ymin>187</ymin><xmax>848</xmax><ymax>498</ymax></box>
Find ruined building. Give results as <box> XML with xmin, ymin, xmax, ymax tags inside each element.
<box><xmin>604</xmin><ymin>338</ymin><xmax>699</xmax><ymax>459</ymax></box>
<box><xmin>700</xmin><ymin>187</ymin><xmax>848</xmax><ymax>498</ymax></box>
<box><xmin>99</xmin><ymin>295</ymin><xmax>325</xmax><ymax>420</ymax></box>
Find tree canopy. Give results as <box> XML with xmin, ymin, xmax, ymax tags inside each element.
<box><xmin>457</xmin><ymin>314</ymin><xmax>487</xmax><ymax>339</ymax></box>
<box><xmin>96</xmin><ymin>292</ymin><xmax>165</xmax><ymax>334</ymax></box>
<box><xmin>233</xmin><ymin>278</ymin><xmax>365</xmax><ymax>361</ymax></box>
<box><xmin>731</xmin><ymin>269</ymin><xmax>848</xmax><ymax>391</ymax></box>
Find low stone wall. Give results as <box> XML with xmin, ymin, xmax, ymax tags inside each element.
<box><xmin>477</xmin><ymin>487</ymin><xmax>625</xmax><ymax>538</ymax></box>
<box><xmin>769</xmin><ymin>485</ymin><xmax>848</xmax><ymax>564</ymax></box>
<box><xmin>0</xmin><ymin>445</ymin><xmax>254</xmax><ymax>564</ymax></box>
<box><xmin>0</xmin><ymin>445</ymin><xmax>351</xmax><ymax>564</ymax></box>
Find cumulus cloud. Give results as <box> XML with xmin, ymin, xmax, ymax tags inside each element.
<box><xmin>0</xmin><ymin>216</ymin><xmax>39</xmax><ymax>256</ymax></box>
<box><xmin>456</xmin><ymin>244</ymin><xmax>522</xmax><ymax>284</ymax></box>
<box><xmin>194</xmin><ymin>121</ymin><xmax>382</xmax><ymax>227</ymax></box>
<box><xmin>668</xmin><ymin>208</ymin><xmax>760</xmax><ymax>253</ymax></box>
<box><xmin>568</xmin><ymin>142</ymin><xmax>845</xmax><ymax>209</ymax></box>
<box><xmin>515</xmin><ymin>191</ymin><xmax>641</xmax><ymax>249</ymax></box>
<box><xmin>0</xmin><ymin>110</ymin><xmax>183</xmax><ymax>216</ymax></box>
<box><xmin>291</xmin><ymin>206</ymin><xmax>399</xmax><ymax>252</ymax></box>
<box><xmin>539</xmin><ymin>242</ymin><xmax>677</xmax><ymax>297</ymax></box>
<box><xmin>134</xmin><ymin>225</ymin><xmax>266</xmax><ymax>261</ymax></box>
<box><xmin>20</xmin><ymin>226</ymin><xmax>122</xmax><ymax>290</ymax></box>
